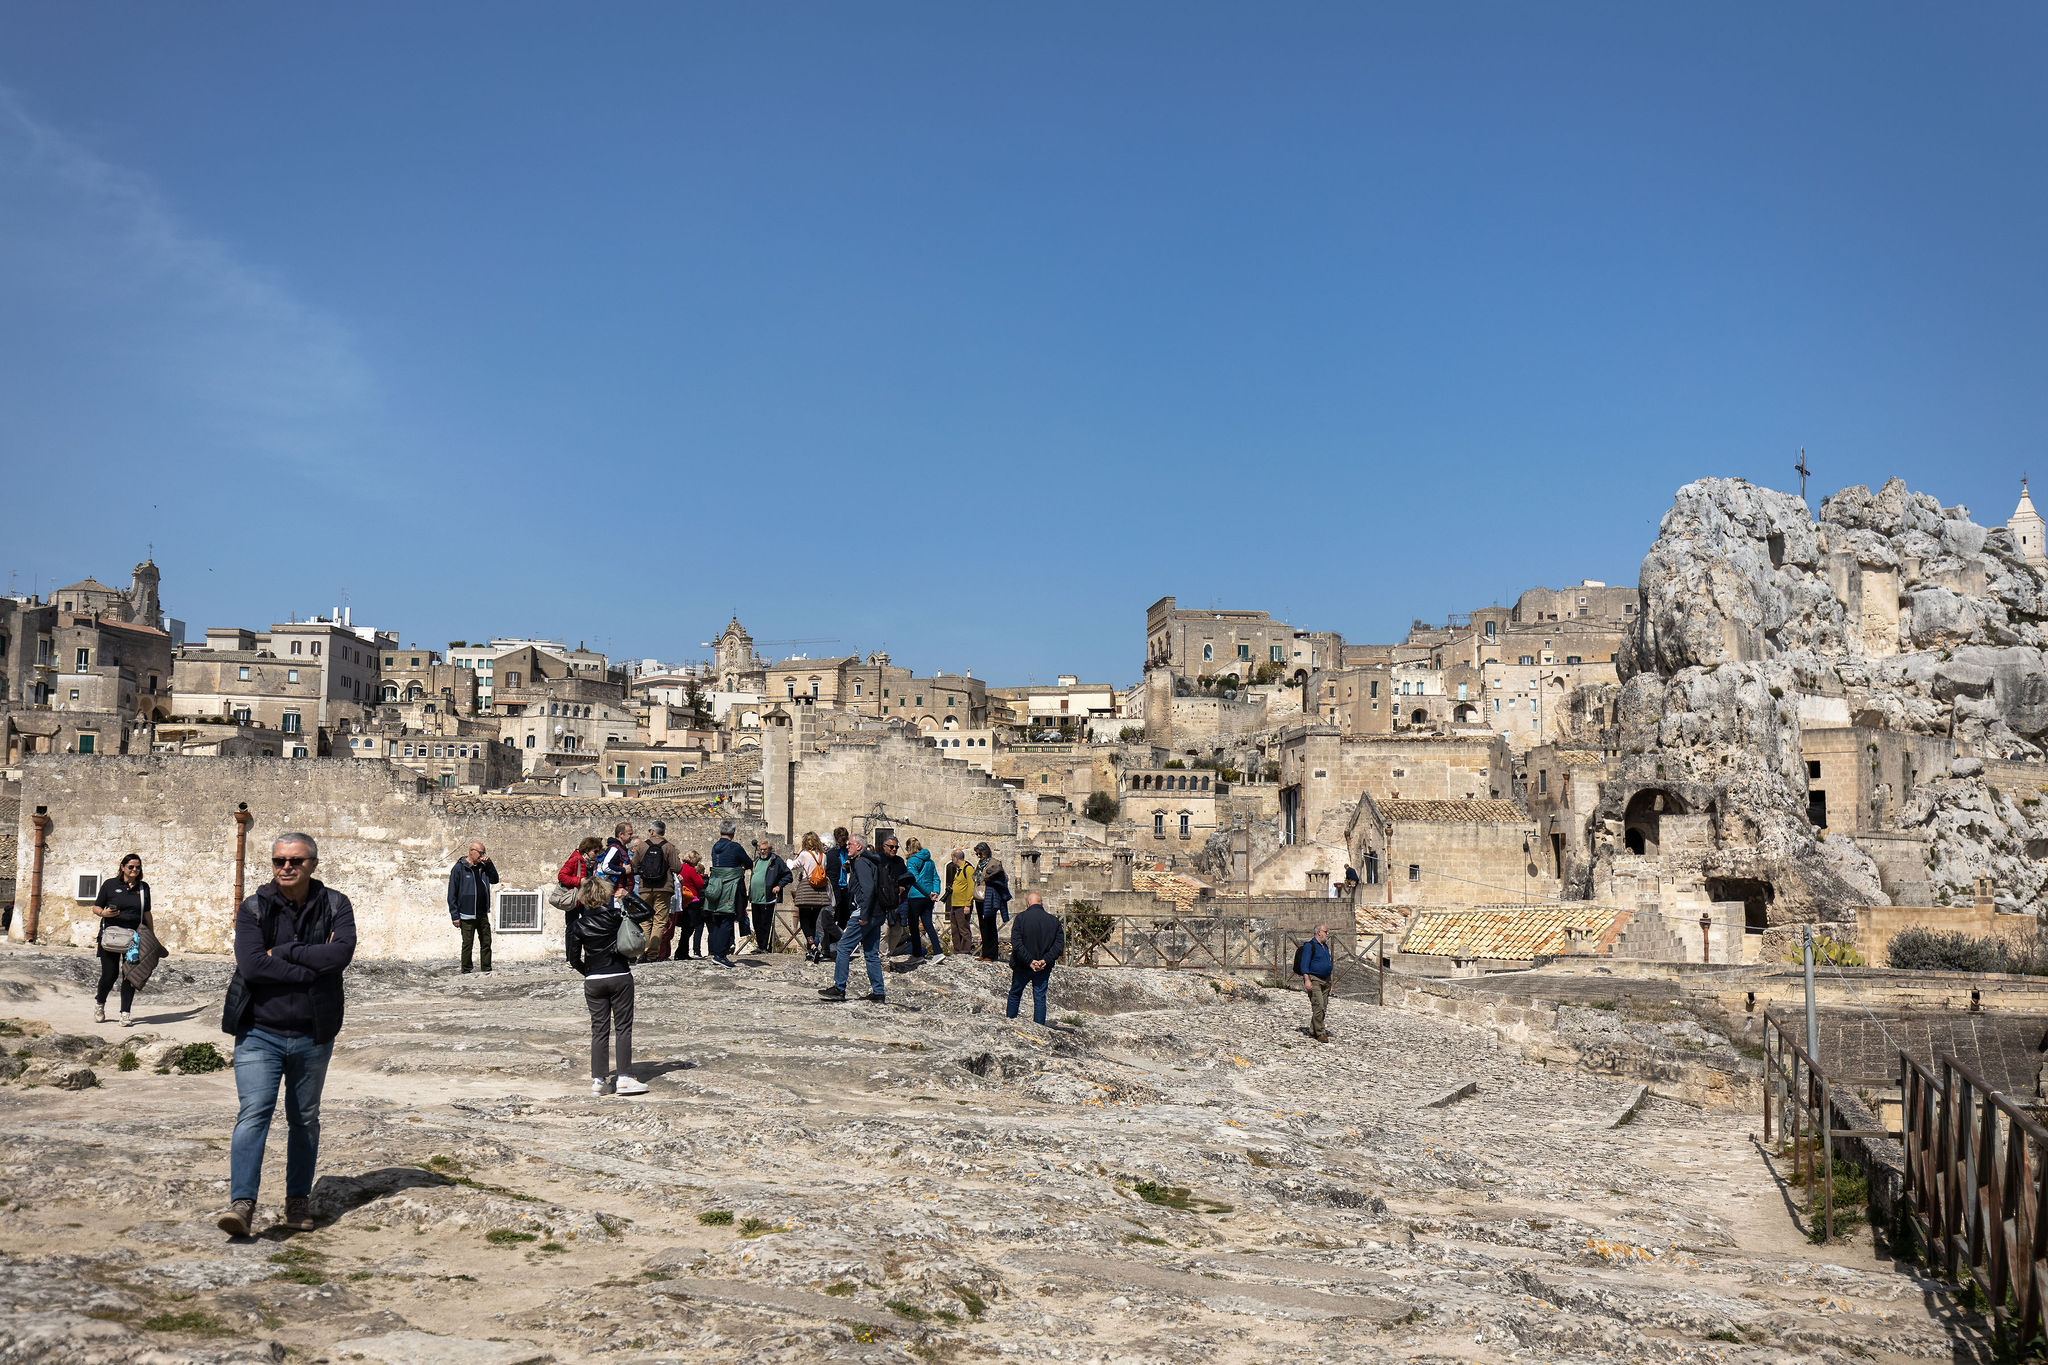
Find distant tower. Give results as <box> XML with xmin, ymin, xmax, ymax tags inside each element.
<box><xmin>714</xmin><ymin>616</ymin><xmax>763</xmax><ymax>693</ymax></box>
<box><xmin>127</xmin><ymin>560</ymin><xmax>163</xmax><ymax>628</ymax></box>
<box><xmin>2010</xmin><ymin>480</ymin><xmax>2047</xmax><ymax>568</ymax></box>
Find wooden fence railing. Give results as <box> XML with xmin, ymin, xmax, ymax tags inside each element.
<box><xmin>1899</xmin><ymin>1047</ymin><xmax>2048</xmax><ymax>1349</ymax></box>
<box><xmin>1074</xmin><ymin>914</ymin><xmax>1382</xmax><ymax>1003</ymax></box>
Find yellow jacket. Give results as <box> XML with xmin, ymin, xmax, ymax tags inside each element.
<box><xmin>946</xmin><ymin>861</ymin><xmax>976</xmax><ymax>907</ymax></box>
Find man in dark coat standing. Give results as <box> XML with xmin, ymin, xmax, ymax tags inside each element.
<box><xmin>446</xmin><ymin>840</ymin><xmax>499</xmax><ymax>973</ymax></box>
<box><xmin>1006</xmin><ymin>892</ymin><xmax>1066</xmax><ymax>1025</ymax></box>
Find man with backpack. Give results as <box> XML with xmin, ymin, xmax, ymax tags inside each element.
<box><xmin>944</xmin><ymin>849</ymin><xmax>976</xmax><ymax>955</ymax></box>
<box><xmin>633</xmin><ymin>821</ymin><xmax>676</xmax><ymax>961</ymax></box>
<box><xmin>1293</xmin><ymin>924</ymin><xmax>1334</xmax><ymax>1043</ymax></box>
<box><xmin>217</xmin><ymin>833</ymin><xmax>357</xmax><ymax>1238</ymax></box>
<box><xmin>818</xmin><ymin>833</ymin><xmax>889</xmax><ymax>1004</ymax></box>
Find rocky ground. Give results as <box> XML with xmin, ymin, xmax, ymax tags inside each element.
<box><xmin>0</xmin><ymin>941</ymin><xmax>1996</xmax><ymax>1364</ymax></box>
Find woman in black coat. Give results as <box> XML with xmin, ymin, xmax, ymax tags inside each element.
<box><xmin>91</xmin><ymin>853</ymin><xmax>152</xmax><ymax>1025</ymax></box>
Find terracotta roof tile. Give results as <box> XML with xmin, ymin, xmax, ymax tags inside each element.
<box><xmin>1376</xmin><ymin>799</ymin><xmax>1528</xmax><ymax>823</ymax></box>
<box><xmin>1400</xmin><ymin>904</ymin><xmax>1627</xmax><ymax>959</ymax></box>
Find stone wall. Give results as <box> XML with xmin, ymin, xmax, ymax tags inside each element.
<box><xmin>1853</xmin><ymin>902</ymin><xmax>2039</xmax><ymax>967</ymax></box>
<box><xmin>9</xmin><ymin>755</ymin><xmax>758</xmax><ymax>962</ymax></box>
<box><xmin>791</xmin><ymin>733</ymin><xmax>1019</xmax><ymax>864</ymax></box>
<box><xmin>1380</xmin><ymin>971</ymin><xmax>1758</xmax><ymax>1107</ymax></box>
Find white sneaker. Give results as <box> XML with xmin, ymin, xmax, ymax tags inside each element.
<box><xmin>590</xmin><ymin>1077</ymin><xmax>608</xmax><ymax>1096</ymax></box>
<box><xmin>94</xmin><ymin>1001</ymin><xmax>106</xmax><ymax>1024</ymax></box>
<box><xmin>119</xmin><ymin>1013</ymin><xmax>132</xmax><ymax>1028</ymax></box>
<box><xmin>613</xmin><ymin>1076</ymin><xmax>649</xmax><ymax>1096</ymax></box>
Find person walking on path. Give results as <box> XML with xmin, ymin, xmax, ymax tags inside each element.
<box><xmin>218</xmin><ymin>833</ymin><xmax>357</xmax><ymax>1238</ymax></box>
<box><xmin>973</xmin><ymin>842</ymin><xmax>1010</xmax><ymax>962</ymax></box>
<box><xmin>567</xmin><ymin>875</ymin><xmax>646</xmax><ymax>1097</ymax></box>
<box><xmin>446</xmin><ymin>840</ymin><xmax>499</xmax><ymax>974</ymax></box>
<box><xmin>747</xmin><ymin>838</ymin><xmax>792</xmax><ymax>953</ymax></box>
<box><xmin>789</xmin><ymin>832</ymin><xmax>832</xmax><ymax>961</ymax></box>
<box><xmin>819</xmin><ymin>834</ymin><xmax>887</xmax><ymax>1003</ymax></box>
<box><xmin>1005</xmin><ymin>892</ymin><xmax>1065</xmax><ymax>1025</ymax></box>
<box><xmin>1293</xmin><ymin>924</ymin><xmax>1334</xmax><ymax>1043</ymax></box>
<box><xmin>674</xmin><ymin>851</ymin><xmax>706</xmax><ymax>959</ymax></box>
<box><xmin>92</xmin><ymin>853</ymin><xmax>153</xmax><ymax>1025</ymax></box>
<box><xmin>633</xmin><ymin>822</ymin><xmax>677</xmax><ymax>961</ymax></box>
<box><xmin>701</xmin><ymin>820</ymin><xmax>753</xmax><ymax>966</ymax></box>
<box><xmin>944</xmin><ymin>849</ymin><xmax>976</xmax><ymax>955</ymax></box>
<box><xmin>900</xmin><ymin>836</ymin><xmax>943</xmax><ymax>961</ymax></box>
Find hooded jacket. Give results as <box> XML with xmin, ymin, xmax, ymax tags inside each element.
<box><xmin>233</xmin><ymin>879</ymin><xmax>358</xmax><ymax>1043</ymax></box>
<box><xmin>447</xmin><ymin>857</ymin><xmax>498</xmax><ymax>923</ymax></box>
<box><xmin>904</xmin><ymin>848</ymin><xmax>941</xmax><ymax>901</ymax></box>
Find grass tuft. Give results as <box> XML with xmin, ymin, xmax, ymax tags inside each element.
<box><xmin>138</xmin><ymin>1309</ymin><xmax>231</xmax><ymax>1335</ymax></box>
<box><xmin>117</xmin><ymin>1052</ymin><xmax>139</xmax><ymax>1072</ymax></box>
<box><xmin>697</xmin><ymin>1210</ymin><xmax>733</xmax><ymax>1226</ymax></box>
<box><xmin>885</xmin><ymin>1299</ymin><xmax>930</xmax><ymax>1321</ymax></box>
<box><xmin>823</xmin><ymin>1282</ymin><xmax>857</xmax><ymax>1297</ymax></box>
<box><xmin>484</xmin><ymin>1229</ymin><xmax>537</xmax><ymax>1246</ymax></box>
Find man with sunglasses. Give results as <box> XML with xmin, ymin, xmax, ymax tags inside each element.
<box><xmin>217</xmin><ymin>833</ymin><xmax>357</xmax><ymax>1239</ymax></box>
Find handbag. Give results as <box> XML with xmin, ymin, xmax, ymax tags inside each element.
<box><xmin>222</xmin><ymin>971</ymin><xmax>254</xmax><ymax>1035</ymax></box>
<box><xmin>99</xmin><ymin>924</ymin><xmax>136</xmax><ymax>954</ymax></box>
<box><xmin>549</xmin><ymin>884</ymin><xmax>580</xmax><ymax>912</ymax></box>
<box><xmin>615</xmin><ymin>916</ymin><xmax>647</xmax><ymax>957</ymax></box>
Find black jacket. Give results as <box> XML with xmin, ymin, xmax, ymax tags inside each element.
<box><xmin>233</xmin><ymin>880</ymin><xmax>357</xmax><ymax>1043</ymax></box>
<box><xmin>826</xmin><ymin>845</ymin><xmax>851</xmax><ymax>914</ymax></box>
<box><xmin>1009</xmin><ymin>903</ymin><xmax>1065</xmax><ymax>971</ymax></box>
<box><xmin>446</xmin><ymin>858</ymin><xmax>498</xmax><ymax>923</ymax></box>
<box><xmin>566</xmin><ymin>903</ymin><xmax>634</xmax><ymax>977</ymax></box>
<box><xmin>843</xmin><ymin>848</ymin><xmax>885</xmax><ymax>921</ymax></box>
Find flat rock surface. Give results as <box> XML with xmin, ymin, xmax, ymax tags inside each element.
<box><xmin>0</xmin><ymin>941</ymin><xmax>1999</xmax><ymax>1362</ymax></box>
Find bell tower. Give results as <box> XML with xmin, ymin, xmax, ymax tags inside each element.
<box><xmin>2009</xmin><ymin>480</ymin><xmax>2046</xmax><ymax>568</ymax></box>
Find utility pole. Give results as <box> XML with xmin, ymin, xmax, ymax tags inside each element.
<box><xmin>1802</xmin><ymin>926</ymin><xmax>1820</xmax><ymax>1063</ymax></box>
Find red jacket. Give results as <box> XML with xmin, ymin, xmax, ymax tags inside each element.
<box><xmin>558</xmin><ymin>851</ymin><xmax>594</xmax><ymax>888</ymax></box>
<box><xmin>675</xmin><ymin>861</ymin><xmax>706</xmax><ymax>904</ymax></box>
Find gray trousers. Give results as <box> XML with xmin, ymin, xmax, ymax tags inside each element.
<box><xmin>584</xmin><ymin>974</ymin><xmax>634</xmax><ymax>1079</ymax></box>
<box><xmin>1307</xmin><ymin>975</ymin><xmax>1331</xmax><ymax>1036</ymax></box>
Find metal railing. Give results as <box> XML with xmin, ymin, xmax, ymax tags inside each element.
<box><xmin>1761</xmin><ymin>1011</ymin><xmax>1896</xmax><ymax>1242</ymax></box>
<box><xmin>1899</xmin><ymin>1047</ymin><xmax>2048</xmax><ymax>1348</ymax></box>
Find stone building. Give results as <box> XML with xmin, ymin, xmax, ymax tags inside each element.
<box><xmin>985</xmin><ymin>678</ymin><xmax>1118</xmax><ymax>734</ymax></box>
<box><xmin>340</xmin><ymin>722</ymin><xmax>521</xmax><ymax>792</ymax></box>
<box><xmin>710</xmin><ymin>617</ymin><xmax>768</xmax><ymax>694</ymax></box>
<box><xmin>1347</xmin><ymin>795</ymin><xmax>1551</xmax><ymax>908</ymax></box>
<box><xmin>172</xmin><ymin>650</ymin><xmax>326</xmax><ymax>753</ymax></box>
<box><xmin>1306</xmin><ymin>663</ymin><xmax>1393</xmax><ymax>735</ymax></box>
<box><xmin>377</xmin><ymin>648</ymin><xmax>479</xmax><ymax>715</ymax></box>
<box><xmin>1119</xmin><ymin>765</ymin><xmax>1222</xmax><ymax>850</ymax></box>
<box><xmin>500</xmin><ymin>689</ymin><xmax>637</xmax><ymax>774</ymax></box>
<box><xmin>2008</xmin><ymin>479</ymin><xmax>2046</xmax><ymax>568</ymax></box>
<box><xmin>1144</xmin><ymin>597</ymin><xmax>1296</xmax><ymax>682</ymax></box>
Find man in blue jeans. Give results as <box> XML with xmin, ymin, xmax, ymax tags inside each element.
<box><xmin>217</xmin><ymin>832</ymin><xmax>357</xmax><ymax>1238</ymax></box>
<box><xmin>1005</xmin><ymin>893</ymin><xmax>1066</xmax><ymax>1024</ymax></box>
<box><xmin>818</xmin><ymin>834</ymin><xmax>887</xmax><ymax>1004</ymax></box>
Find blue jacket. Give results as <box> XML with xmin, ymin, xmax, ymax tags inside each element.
<box><xmin>1295</xmin><ymin>937</ymin><xmax>1333</xmax><ymax>980</ymax></box>
<box><xmin>904</xmin><ymin>848</ymin><xmax>941</xmax><ymax>900</ymax></box>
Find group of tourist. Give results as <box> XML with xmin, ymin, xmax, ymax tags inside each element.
<box><xmin>62</xmin><ymin>819</ymin><xmax>1329</xmax><ymax>1239</ymax></box>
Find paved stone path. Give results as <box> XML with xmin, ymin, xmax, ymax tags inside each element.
<box><xmin>0</xmin><ymin>942</ymin><xmax>1994</xmax><ymax>1362</ymax></box>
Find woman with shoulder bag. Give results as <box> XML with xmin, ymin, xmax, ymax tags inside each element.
<box><xmin>789</xmin><ymin>831</ymin><xmax>832</xmax><ymax>962</ymax></box>
<box><xmin>554</xmin><ymin>837</ymin><xmax>601</xmax><ymax>905</ymax></box>
<box><xmin>92</xmin><ymin>853</ymin><xmax>152</xmax><ymax>1026</ymax></box>
<box><xmin>566</xmin><ymin>877</ymin><xmax>645</xmax><ymax>1097</ymax></box>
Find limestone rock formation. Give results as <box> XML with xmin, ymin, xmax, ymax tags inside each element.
<box><xmin>1613</xmin><ymin>475</ymin><xmax>2048</xmax><ymax>919</ymax></box>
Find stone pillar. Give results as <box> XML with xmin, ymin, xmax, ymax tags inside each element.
<box><xmin>1111</xmin><ymin>847</ymin><xmax>1134</xmax><ymax>891</ymax></box>
<box><xmin>1975</xmin><ymin>875</ymin><xmax>1995</xmax><ymax>915</ymax></box>
<box><xmin>762</xmin><ymin>717</ymin><xmax>794</xmax><ymax>844</ymax></box>
<box><xmin>1307</xmin><ymin>869</ymin><xmax>1331</xmax><ymax>899</ymax></box>
<box><xmin>1022</xmin><ymin>849</ymin><xmax>1042</xmax><ymax>883</ymax></box>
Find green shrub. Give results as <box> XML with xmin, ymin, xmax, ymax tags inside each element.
<box><xmin>1887</xmin><ymin>928</ymin><xmax>2006</xmax><ymax>973</ymax></box>
<box><xmin>484</xmin><ymin>1229</ymin><xmax>536</xmax><ymax>1246</ymax></box>
<box><xmin>117</xmin><ymin>1052</ymin><xmax>139</xmax><ymax>1072</ymax></box>
<box><xmin>697</xmin><ymin>1210</ymin><xmax>733</xmax><ymax>1226</ymax></box>
<box><xmin>1083</xmin><ymin>791</ymin><xmax>1118</xmax><ymax>825</ymax></box>
<box><xmin>1062</xmin><ymin>901</ymin><xmax>1115</xmax><ymax>961</ymax></box>
<box><xmin>170</xmin><ymin>1042</ymin><xmax>227</xmax><ymax>1074</ymax></box>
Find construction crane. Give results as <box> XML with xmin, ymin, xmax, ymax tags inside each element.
<box><xmin>698</xmin><ymin>636</ymin><xmax>840</xmax><ymax>650</ymax></box>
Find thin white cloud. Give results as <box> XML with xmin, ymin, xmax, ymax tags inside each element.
<box><xmin>0</xmin><ymin>86</ymin><xmax>376</xmax><ymax>473</ymax></box>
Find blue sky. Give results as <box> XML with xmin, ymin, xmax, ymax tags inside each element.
<box><xmin>2</xmin><ymin>5</ymin><xmax>2043</xmax><ymax>683</ymax></box>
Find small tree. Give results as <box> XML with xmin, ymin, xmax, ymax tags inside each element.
<box><xmin>1083</xmin><ymin>791</ymin><xmax>1118</xmax><ymax>825</ymax></box>
<box><xmin>681</xmin><ymin>679</ymin><xmax>712</xmax><ymax>729</ymax></box>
